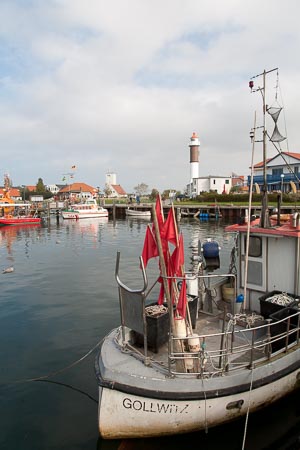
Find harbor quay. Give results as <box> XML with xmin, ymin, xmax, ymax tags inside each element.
<box><xmin>40</xmin><ymin>202</ymin><xmax>296</xmax><ymax>222</ymax></box>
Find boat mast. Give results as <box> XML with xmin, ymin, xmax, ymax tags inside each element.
<box><xmin>250</xmin><ymin>67</ymin><xmax>278</xmax><ymax>228</ymax></box>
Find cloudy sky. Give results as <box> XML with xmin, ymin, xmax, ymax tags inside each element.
<box><xmin>0</xmin><ymin>0</ymin><xmax>299</xmax><ymax>193</ymax></box>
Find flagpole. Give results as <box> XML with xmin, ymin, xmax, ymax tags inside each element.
<box><xmin>170</xmin><ymin>203</ymin><xmax>193</xmax><ymax>334</ymax></box>
<box><xmin>151</xmin><ymin>202</ymin><xmax>175</xmax><ymax>333</ymax></box>
<box><xmin>152</xmin><ymin>199</ymin><xmax>187</xmax><ymax>372</ymax></box>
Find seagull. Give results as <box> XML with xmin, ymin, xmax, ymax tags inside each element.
<box><xmin>3</xmin><ymin>266</ymin><xmax>14</xmax><ymax>274</ymax></box>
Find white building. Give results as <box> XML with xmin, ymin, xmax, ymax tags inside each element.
<box><xmin>46</xmin><ymin>184</ymin><xmax>61</xmax><ymax>194</ymax></box>
<box><xmin>192</xmin><ymin>176</ymin><xmax>232</xmax><ymax>195</ymax></box>
<box><xmin>106</xmin><ymin>172</ymin><xmax>117</xmax><ymax>186</ymax></box>
<box><xmin>186</xmin><ymin>132</ymin><xmax>232</xmax><ymax>196</ymax></box>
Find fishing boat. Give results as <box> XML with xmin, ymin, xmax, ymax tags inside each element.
<box><xmin>0</xmin><ymin>175</ymin><xmax>41</xmax><ymax>226</ymax></box>
<box><xmin>125</xmin><ymin>207</ymin><xmax>151</xmax><ymax>218</ymax></box>
<box><xmin>0</xmin><ymin>211</ymin><xmax>41</xmax><ymax>226</ymax></box>
<box><xmin>95</xmin><ymin>69</ymin><xmax>300</xmax><ymax>440</ymax></box>
<box><xmin>61</xmin><ymin>199</ymin><xmax>108</xmax><ymax>219</ymax></box>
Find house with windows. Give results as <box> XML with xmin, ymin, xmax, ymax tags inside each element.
<box><xmin>105</xmin><ymin>172</ymin><xmax>127</xmax><ymax>198</ymax></box>
<box><xmin>250</xmin><ymin>152</ymin><xmax>300</xmax><ymax>193</ymax></box>
<box><xmin>46</xmin><ymin>184</ymin><xmax>65</xmax><ymax>195</ymax></box>
<box><xmin>57</xmin><ymin>182</ymin><xmax>97</xmax><ymax>201</ymax></box>
<box><xmin>109</xmin><ymin>184</ymin><xmax>127</xmax><ymax>198</ymax></box>
<box><xmin>189</xmin><ymin>175</ymin><xmax>232</xmax><ymax>196</ymax></box>
<box><xmin>0</xmin><ymin>187</ymin><xmax>21</xmax><ymax>201</ymax></box>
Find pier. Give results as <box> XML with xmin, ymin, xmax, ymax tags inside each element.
<box><xmin>41</xmin><ymin>202</ymin><xmax>297</xmax><ymax>222</ymax></box>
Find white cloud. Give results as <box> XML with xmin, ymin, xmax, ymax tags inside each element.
<box><xmin>0</xmin><ymin>0</ymin><xmax>299</xmax><ymax>192</ymax></box>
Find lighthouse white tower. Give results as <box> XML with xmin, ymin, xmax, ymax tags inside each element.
<box><xmin>189</xmin><ymin>132</ymin><xmax>200</xmax><ymax>182</ymax></box>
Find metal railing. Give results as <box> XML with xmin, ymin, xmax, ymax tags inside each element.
<box><xmin>168</xmin><ymin>309</ymin><xmax>300</xmax><ymax>377</ymax></box>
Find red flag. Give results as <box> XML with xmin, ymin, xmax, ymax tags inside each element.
<box><xmin>154</xmin><ymin>194</ymin><xmax>164</xmax><ymax>232</ymax></box>
<box><xmin>161</xmin><ymin>207</ymin><xmax>177</xmax><ymax>246</ymax></box>
<box><xmin>170</xmin><ymin>233</ymin><xmax>184</xmax><ymax>276</ymax></box>
<box><xmin>157</xmin><ymin>282</ymin><xmax>165</xmax><ymax>305</ymax></box>
<box><xmin>141</xmin><ymin>225</ymin><xmax>158</xmax><ymax>268</ymax></box>
<box><xmin>176</xmin><ymin>278</ymin><xmax>187</xmax><ymax>318</ymax></box>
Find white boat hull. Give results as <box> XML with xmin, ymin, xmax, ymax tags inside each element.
<box><xmin>61</xmin><ymin>211</ymin><xmax>108</xmax><ymax>219</ymax></box>
<box><xmin>96</xmin><ymin>323</ymin><xmax>300</xmax><ymax>439</ymax></box>
<box><xmin>98</xmin><ymin>367</ymin><xmax>300</xmax><ymax>439</ymax></box>
<box><xmin>125</xmin><ymin>209</ymin><xmax>151</xmax><ymax>217</ymax></box>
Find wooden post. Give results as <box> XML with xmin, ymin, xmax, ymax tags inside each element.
<box><xmin>152</xmin><ymin>200</ymin><xmax>186</xmax><ymax>372</ymax></box>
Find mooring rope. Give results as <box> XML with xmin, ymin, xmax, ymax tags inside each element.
<box><xmin>0</xmin><ymin>335</ymin><xmax>105</xmax><ymax>403</ymax></box>
<box><xmin>241</xmin><ymin>365</ymin><xmax>254</xmax><ymax>450</ymax></box>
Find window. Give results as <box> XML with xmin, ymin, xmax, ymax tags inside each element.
<box><xmin>241</xmin><ymin>234</ymin><xmax>266</xmax><ymax>290</ymax></box>
<box><xmin>245</xmin><ymin>236</ymin><xmax>262</xmax><ymax>257</ymax></box>
<box><xmin>294</xmin><ymin>166</ymin><xmax>299</xmax><ymax>174</ymax></box>
<box><xmin>225</xmin><ymin>180</ymin><xmax>229</xmax><ymax>184</ymax></box>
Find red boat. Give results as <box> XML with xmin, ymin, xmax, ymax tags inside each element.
<box><xmin>0</xmin><ymin>174</ymin><xmax>42</xmax><ymax>227</ymax></box>
<box><xmin>0</xmin><ymin>216</ymin><xmax>41</xmax><ymax>226</ymax></box>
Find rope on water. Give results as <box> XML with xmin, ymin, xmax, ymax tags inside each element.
<box><xmin>17</xmin><ymin>336</ymin><xmax>104</xmax><ymax>383</ymax></box>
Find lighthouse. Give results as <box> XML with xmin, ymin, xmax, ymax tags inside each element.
<box><xmin>189</xmin><ymin>132</ymin><xmax>200</xmax><ymax>182</ymax></box>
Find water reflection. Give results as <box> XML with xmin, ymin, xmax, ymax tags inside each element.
<box><xmin>1</xmin><ymin>217</ymin><xmax>299</xmax><ymax>450</ymax></box>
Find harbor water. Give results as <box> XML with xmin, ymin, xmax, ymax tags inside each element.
<box><xmin>0</xmin><ymin>216</ymin><xmax>299</xmax><ymax>450</ymax></box>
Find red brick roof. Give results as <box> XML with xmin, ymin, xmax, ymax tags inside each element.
<box><xmin>0</xmin><ymin>188</ymin><xmax>21</xmax><ymax>197</ymax></box>
<box><xmin>26</xmin><ymin>185</ymin><xmax>36</xmax><ymax>192</ymax></box>
<box><xmin>59</xmin><ymin>182</ymin><xmax>96</xmax><ymax>194</ymax></box>
<box><xmin>111</xmin><ymin>184</ymin><xmax>127</xmax><ymax>195</ymax></box>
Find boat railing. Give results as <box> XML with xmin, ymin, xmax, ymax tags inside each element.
<box><xmin>168</xmin><ymin>309</ymin><xmax>300</xmax><ymax>377</ymax></box>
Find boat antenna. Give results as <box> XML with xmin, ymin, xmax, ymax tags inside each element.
<box><xmin>249</xmin><ymin>68</ymin><xmax>278</xmax><ymax>228</ymax></box>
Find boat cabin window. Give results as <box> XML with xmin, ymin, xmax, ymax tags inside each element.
<box><xmin>241</xmin><ymin>234</ymin><xmax>266</xmax><ymax>291</ymax></box>
<box><xmin>244</xmin><ymin>236</ymin><xmax>262</xmax><ymax>257</ymax></box>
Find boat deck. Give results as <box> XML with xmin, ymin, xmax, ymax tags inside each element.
<box><xmin>96</xmin><ymin>302</ymin><xmax>300</xmax><ymax>403</ymax></box>
<box><xmin>128</xmin><ymin>303</ymin><xmax>269</xmax><ymax>375</ymax></box>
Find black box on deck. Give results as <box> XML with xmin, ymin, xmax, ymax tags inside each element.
<box><xmin>259</xmin><ymin>290</ymin><xmax>298</xmax><ymax>319</ymax></box>
<box><xmin>269</xmin><ymin>306</ymin><xmax>299</xmax><ymax>351</ymax></box>
<box><xmin>132</xmin><ymin>303</ymin><xmax>170</xmax><ymax>353</ymax></box>
<box><xmin>187</xmin><ymin>295</ymin><xmax>198</xmax><ymax>329</ymax></box>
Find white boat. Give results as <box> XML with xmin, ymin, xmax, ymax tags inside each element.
<box><xmin>95</xmin><ymin>69</ymin><xmax>300</xmax><ymax>440</ymax></box>
<box><xmin>61</xmin><ymin>199</ymin><xmax>108</xmax><ymax>219</ymax></box>
<box><xmin>125</xmin><ymin>207</ymin><xmax>151</xmax><ymax>218</ymax></box>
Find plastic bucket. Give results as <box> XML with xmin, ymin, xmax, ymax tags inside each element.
<box><xmin>188</xmin><ymin>334</ymin><xmax>200</xmax><ymax>352</ymax></box>
<box><xmin>174</xmin><ymin>317</ymin><xmax>186</xmax><ymax>338</ymax></box>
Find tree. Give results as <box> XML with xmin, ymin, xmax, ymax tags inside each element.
<box><xmin>36</xmin><ymin>178</ymin><xmax>46</xmax><ymax>194</ymax></box>
<box><xmin>134</xmin><ymin>183</ymin><xmax>148</xmax><ymax>196</ymax></box>
<box><xmin>149</xmin><ymin>188</ymin><xmax>159</xmax><ymax>201</ymax></box>
<box><xmin>103</xmin><ymin>183</ymin><xmax>112</xmax><ymax>197</ymax></box>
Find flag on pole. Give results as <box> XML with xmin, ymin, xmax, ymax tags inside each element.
<box><xmin>71</xmin><ymin>165</ymin><xmax>76</xmax><ymax>169</ymax></box>
<box><xmin>161</xmin><ymin>207</ymin><xmax>177</xmax><ymax>246</ymax></box>
<box><xmin>62</xmin><ymin>176</ymin><xmax>66</xmax><ymax>181</ymax></box>
<box><xmin>141</xmin><ymin>225</ymin><xmax>158</xmax><ymax>268</ymax></box>
<box><xmin>157</xmin><ymin>282</ymin><xmax>165</xmax><ymax>305</ymax></box>
<box><xmin>154</xmin><ymin>194</ymin><xmax>164</xmax><ymax>232</ymax></box>
<box><xmin>170</xmin><ymin>233</ymin><xmax>184</xmax><ymax>276</ymax></box>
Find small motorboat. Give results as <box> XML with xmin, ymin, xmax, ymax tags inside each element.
<box><xmin>61</xmin><ymin>199</ymin><xmax>108</xmax><ymax>219</ymax></box>
<box><xmin>125</xmin><ymin>207</ymin><xmax>151</xmax><ymax>218</ymax></box>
